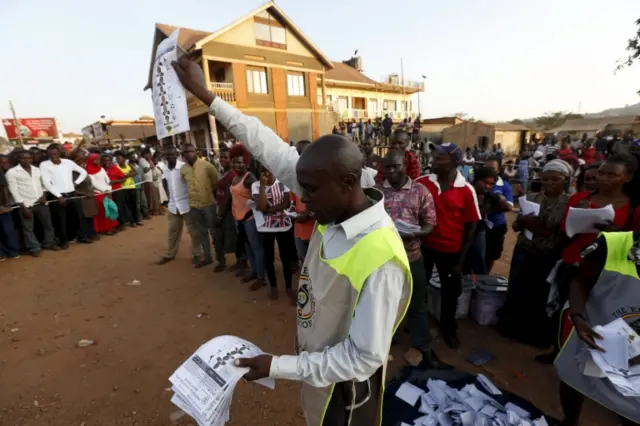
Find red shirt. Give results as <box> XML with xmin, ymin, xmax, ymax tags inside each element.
<box><xmin>581</xmin><ymin>146</ymin><xmax>596</xmax><ymax>165</ymax></box>
<box><xmin>416</xmin><ymin>172</ymin><xmax>481</xmax><ymax>253</ymax></box>
<box><xmin>561</xmin><ymin>191</ymin><xmax>640</xmax><ymax>263</ymax></box>
<box><xmin>291</xmin><ymin>193</ymin><xmax>315</xmax><ymax>241</ymax></box>
<box><xmin>376</xmin><ymin>151</ymin><xmax>420</xmax><ymax>182</ymax></box>
<box><xmin>215</xmin><ymin>169</ymin><xmax>237</xmax><ymax>206</ymax></box>
<box><xmin>557</xmin><ymin>147</ymin><xmax>573</xmax><ymax>158</ymax></box>
<box><xmin>106</xmin><ymin>165</ymin><xmax>125</xmax><ymax>191</ymax></box>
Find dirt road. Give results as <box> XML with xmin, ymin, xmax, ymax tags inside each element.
<box><xmin>0</xmin><ymin>215</ymin><xmax>618</xmax><ymax>425</ymax></box>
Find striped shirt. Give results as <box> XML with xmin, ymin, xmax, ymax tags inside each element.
<box><xmin>251</xmin><ymin>179</ymin><xmax>292</xmax><ymax>231</ymax></box>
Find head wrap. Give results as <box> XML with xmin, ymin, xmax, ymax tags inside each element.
<box><xmin>543</xmin><ymin>159</ymin><xmax>573</xmax><ymax>178</ymax></box>
<box><xmin>86</xmin><ymin>153</ymin><xmax>102</xmax><ymax>175</ymax></box>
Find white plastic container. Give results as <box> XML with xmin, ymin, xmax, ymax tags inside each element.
<box><xmin>470</xmin><ymin>288</ymin><xmax>507</xmax><ymax>326</ymax></box>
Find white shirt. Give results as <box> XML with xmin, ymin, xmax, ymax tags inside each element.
<box><xmin>89</xmin><ymin>169</ymin><xmax>111</xmax><ymax>193</ymax></box>
<box><xmin>210</xmin><ymin>97</ymin><xmax>408</xmax><ymax>387</ymax></box>
<box><xmin>164</xmin><ymin>161</ymin><xmax>190</xmax><ymax>215</ymax></box>
<box><xmin>39</xmin><ymin>158</ymin><xmax>88</xmax><ymax>198</ymax></box>
<box><xmin>6</xmin><ymin>165</ymin><xmax>45</xmax><ymax>208</ymax></box>
<box><xmin>139</xmin><ymin>158</ymin><xmax>154</xmax><ymax>182</ymax></box>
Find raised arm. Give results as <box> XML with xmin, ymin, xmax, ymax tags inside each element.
<box><xmin>172</xmin><ymin>57</ymin><xmax>301</xmax><ymax>194</ymax></box>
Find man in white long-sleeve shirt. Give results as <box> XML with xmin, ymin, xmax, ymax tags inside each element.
<box><xmin>6</xmin><ymin>150</ymin><xmax>60</xmax><ymax>256</ymax></box>
<box><xmin>39</xmin><ymin>143</ymin><xmax>91</xmax><ymax>248</ymax></box>
<box><xmin>173</xmin><ymin>57</ymin><xmax>417</xmax><ymax>426</ymax></box>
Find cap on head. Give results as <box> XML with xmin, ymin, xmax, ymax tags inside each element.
<box><xmin>429</xmin><ymin>142</ymin><xmax>462</xmax><ymax>164</ymax></box>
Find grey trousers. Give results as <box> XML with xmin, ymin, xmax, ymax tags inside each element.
<box><xmin>166</xmin><ymin>211</ymin><xmax>202</xmax><ymax>261</ymax></box>
<box><xmin>189</xmin><ymin>204</ymin><xmax>215</xmax><ymax>263</ymax></box>
<box><xmin>19</xmin><ymin>204</ymin><xmax>56</xmax><ymax>253</ymax></box>
<box><xmin>136</xmin><ymin>188</ymin><xmax>149</xmax><ymax>219</ymax></box>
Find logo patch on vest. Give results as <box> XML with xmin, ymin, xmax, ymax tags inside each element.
<box><xmin>297</xmin><ymin>266</ymin><xmax>315</xmax><ymax>329</ymax></box>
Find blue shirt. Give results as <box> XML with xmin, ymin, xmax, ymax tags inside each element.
<box><xmin>487</xmin><ymin>177</ymin><xmax>513</xmax><ymax>227</ymax></box>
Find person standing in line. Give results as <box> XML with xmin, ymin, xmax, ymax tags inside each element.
<box><xmin>291</xmin><ymin>141</ymin><xmax>315</xmax><ymax>262</ymax></box>
<box><xmin>0</xmin><ymin>167</ymin><xmax>20</xmax><ymax>260</ymax></box>
<box><xmin>375</xmin><ymin>129</ymin><xmax>421</xmax><ymax>182</ymax></box>
<box><xmin>6</xmin><ymin>150</ymin><xmax>60</xmax><ymax>257</ymax></box>
<box><xmin>103</xmin><ymin>153</ymin><xmax>130</xmax><ymax>231</ymax></box>
<box><xmin>365</xmin><ymin>119</ymin><xmax>374</xmax><ymax>140</ymax></box>
<box><xmin>229</xmin><ymin>144</ymin><xmax>263</xmax><ymax>284</ymax></box>
<box><xmin>213</xmin><ymin>147</ymin><xmax>238</xmax><ymax>272</ymax></box>
<box><xmin>483</xmin><ymin>157</ymin><xmax>514</xmax><ymax>272</ymax></box>
<box><xmin>382</xmin><ymin>113</ymin><xmax>393</xmax><ymax>145</ymax></box>
<box><xmin>157</xmin><ymin>146</ymin><xmax>203</xmax><ymax>266</ymax></box>
<box><xmin>86</xmin><ymin>153</ymin><xmax>119</xmax><ymax>235</ymax></box>
<box><xmin>252</xmin><ymin>163</ymin><xmax>296</xmax><ymax>302</ymax></box>
<box><xmin>139</xmin><ymin>148</ymin><xmax>161</xmax><ymax>215</ymax></box>
<box><xmin>39</xmin><ymin>143</ymin><xmax>91</xmax><ymax>248</ymax></box>
<box><xmin>357</xmin><ymin>119</ymin><xmax>364</xmax><ymax>144</ymax></box>
<box><xmin>180</xmin><ymin>144</ymin><xmax>219</xmax><ymax>269</ymax></box>
<box><xmin>376</xmin><ymin>150</ymin><xmax>444</xmax><ymax>368</ymax></box>
<box><xmin>494</xmin><ymin>143</ymin><xmax>504</xmax><ymax>167</ymax></box>
<box><xmin>129</xmin><ymin>152</ymin><xmax>150</xmax><ymax>220</ymax></box>
<box><xmin>153</xmin><ymin>151</ymin><xmax>169</xmax><ymax>207</ymax></box>
<box><xmin>173</xmin><ymin>57</ymin><xmax>412</xmax><ymax>425</ymax></box>
<box><xmin>545</xmin><ymin>137</ymin><xmax>561</xmax><ymax>158</ymax></box>
<box><xmin>115</xmin><ymin>151</ymin><xmax>142</xmax><ymax>227</ymax></box>
<box><xmin>70</xmin><ymin>150</ymin><xmax>99</xmax><ymax>241</ymax></box>
<box><xmin>498</xmin><ymin>160</ymin><xmax>571</xmax><ymax>349</ymax></box>
<box><xmin>415</xmin><ymin>143</ymin><xmax>481</xmax><ymax>348</ymax></box>
<box><xmin>465</xmin><ymin>167</ymin><xmax>498</xmax><ymax>276</ymax></box>
<box><xmin>361</xmin><ymin>137</ymin><xmax>382</xmax><ymax>171</ymax></box>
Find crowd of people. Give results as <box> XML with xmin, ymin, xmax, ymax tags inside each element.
<box><xmin>0</xmin><ymin>143</ymin><xmax>173</xmax><ymax>259</ymax></box>
<box><xmin>3</xmin><ymin>57</ymin><xmax>639</xmax><ymax>425</ymax></box>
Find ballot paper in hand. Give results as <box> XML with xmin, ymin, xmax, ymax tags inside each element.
<box><xmin>394</xmin><ymin>219</ymin><xmax>422</xmax><ymax>235</ymax></box>
<box><xmin>564</xmin><ymin>204</ymin><xmax>615</xmax><ymax>238</ymax></box>
<box><xmin>588</xmin><ymin>318</ymin><xmax>640</xmax><ymax>397</ymax></box>
<box><xmin>169</xmin><ymin>335</ymin><xmax>274</xmax><ymax>426</ymax></box>
<box><xmin>152</xmin><ymin>29</ymin><xmax>190</xmax><ymax>140</ymax></box>
<box><xmin>518</xmin><ymin>196</ymin><xmax>540</xmax><ymax>240</ymax></box>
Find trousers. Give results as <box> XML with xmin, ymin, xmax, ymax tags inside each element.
<box><xmin>189</xmin><ymin>204</ymin><xmax>215</xmax><ymax>263</ymax></box>
<box><xmin>19</xmin><ymin>204</ymin><xmax>56</xmax><ymax>253</ymax></box>
<box><xmin>166</xmin><ymin>210</ymin><xmax>202</xmax><ymax>261</ymax></box>
<box><xmin>423</xmin><ymin>247</ymin><xmax>461</xmax><ymax>334</ymax></box>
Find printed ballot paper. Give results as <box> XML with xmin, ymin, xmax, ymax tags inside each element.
<box><xmin>587</xmin><ymin>318</ymin><xmax>640</xmax><ymax>397</ymax></box>
<box><xmin>518</xmin><ymin>196</ymin><xmax>540</xmax><ymax>241</ymax></box>
<box><xmin>152</xmin><ymin>29</ymin><xmax>190</xmax><ymax>140</ymax></box>
<box><xmin>169</xmin><ymin>335</ymin><xmax>274</xmax><ymax>426</ymax></box>
<box><xmin>395</xmin><ymin>376</ymin><xmax>549</xmax><ymax>426</ymax></box>
<box><xmin>564</xmin><ymin>204</ymin><xmax>615</xmax><ymax>238</ymax></box>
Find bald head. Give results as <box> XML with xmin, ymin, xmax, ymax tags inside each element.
<box><xmin>295</xmin><ymin>134</ymin><xmax>368</xmax><ymax>225</ymax></box>
<box><xmin>297</xmin><ymin>134</ymin><xmax>363</xmax><ymax>181</ymax></box>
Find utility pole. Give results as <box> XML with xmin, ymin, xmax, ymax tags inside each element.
<box><xmin>9</xmin><ymin>101</ymin><xmax>24</xmax><ymax>147</ymax></box>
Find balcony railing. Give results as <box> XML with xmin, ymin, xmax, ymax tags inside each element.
<box><xmin>208</xmin><ymin>82</ymin><xmax>235</xmax><ymax>103</ymax></box>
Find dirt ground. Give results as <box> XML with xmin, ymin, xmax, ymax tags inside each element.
<box><xmin>0</xmin><ymin>213</ymin><xmax>621</xmax><ymax>426</ymax></box>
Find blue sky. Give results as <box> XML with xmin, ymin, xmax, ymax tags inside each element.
<box><xmin>0</xmin><ymin>0</ymin><xmax>638</xmax><ymax>137</ymax></box>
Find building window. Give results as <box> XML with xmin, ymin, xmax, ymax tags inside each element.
<box><xmin>317</xmin><ymin>93</ymin><xmax>323</xmax><ymax>105</ymax></box>
<box><xmin>246</xmin><ymin>68</ymin><xmax>268</xmax><ymax>94</ymax></box>
<box><xmin>383</xmin><ymin>100</ymin><xmax>396</xmax><ymax>112</ymax></box>
<box><xmin>287</xmin><ymin>73</ymin><xmax>305</xmax><ymax>96</ymax></box>
<box><xmin>254</xmin><ymin>12</ymin><xmax>286</xmax><ymax>49</ymax></box>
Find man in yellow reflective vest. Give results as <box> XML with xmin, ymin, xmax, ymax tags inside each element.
<box><xmin>173</xmin><ymin>57</ymin><xmax>413</xmax><ymax>425</ymax></box>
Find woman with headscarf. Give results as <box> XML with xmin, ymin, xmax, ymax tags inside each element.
<box><xmin>86</xmin><ymin>153</ymin><xmax>119</xmax><ymax>235</ymax></box>
<box><xmin>498</xmin><ymin>159</ymin><xmax>572</xmax><ymax>348</ymax></box>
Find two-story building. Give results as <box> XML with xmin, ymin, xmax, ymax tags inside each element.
<box><xmin>144</xmin><ymin>1</ymin><xmax>423</xmax><ymax>153</ymax></box>
<box><xmin>323</xmin><ymin>59</ymin><xmax>423</xmax><ymax>122</ymax></box>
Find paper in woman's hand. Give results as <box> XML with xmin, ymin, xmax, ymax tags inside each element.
<box><xmin>565</xmin><ymin>205</ymin><xmax>615</xmax><ymax>238</ymax></box>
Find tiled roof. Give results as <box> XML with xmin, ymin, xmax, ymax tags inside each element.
<box><xmin>325</xmin><ymin>62</ymin><xmax>377</xmax><ymax>85</ymax></box>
